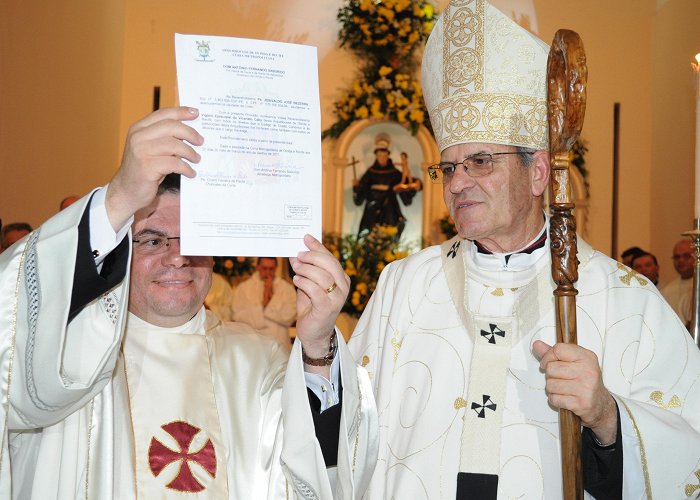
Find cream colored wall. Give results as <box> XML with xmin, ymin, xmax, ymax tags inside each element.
<box><xmin>651</xmin><ymin>0</ymin><xmax>700</xmax><ymax>284</ymax></box>
<box><xmin>0</xmin><ymin>0</ymin><xmax>126</xmax><ymax>227</ymax></box>
<box><xmin>534</xmin><ymin>0</ymin><xmax>657</xmax><ymax>260</ymax></box>
<box><xmin>1</xmin><ymin>0</ymin><xmax>698</xmax><ymax>278</ymax></box>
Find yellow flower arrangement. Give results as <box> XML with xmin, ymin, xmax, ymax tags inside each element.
<box><xmin>326</xmin><ymin>65</ymin><xmax>427</xmax><ymax>137</ymax></box>
<box><xmin>323</xmin><ymin>225</ymin><xmax>411</xmax><ymax>317</ymax></box>
<box><xmin>338</xmin><ymin>0</ymin><xmax>436</xmax><ymax>58</ymax></box>
<box><xmin>323</xmin><ymin>0</ymin><xmax>438</xmax><ymax>139</ymax></box>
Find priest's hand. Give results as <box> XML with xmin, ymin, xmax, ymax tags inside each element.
<box><xmin>532</xmin><ymin>340</ymin><xmax>618</xmax><ymax>445</ymax></box>
<box><xmin>290</xmin><ymin>234</ymin><xmax>350</xmax><ymax>375</ymax></box>
<box><xmin>105</xmin><ymin>107</ymin><xmax>204</xmax><ymax>231</ymax></box>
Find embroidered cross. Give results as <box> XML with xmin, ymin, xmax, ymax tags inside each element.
<box><xmin>650</xmin><ymin>390</ymin><xmax>682</xmax><ymax>410</ymax></box>
<box><xmin>447</xmin><ymin>241</ymin><xmax>461</xmax><ymax>259</ymax></box>
<box><xmin>685</xmin><ymin>470</ymin><xmax>700</xmax><ymax>497</ymax></box>
<box><xmin>471</xmin><ymin>395</ymin><xmax>497</xmax><ymax>418</ymax></box>
<box><xmin>616</xmin><ymin>262</ymin><xmax>648</xmax><ymax>286</ymax></box>
<box><xmin>480</xmin><ymin>323</ymin><xmax>506</xmax><ymax>344</ymax></box>
<box><xmin>149</xmin><ymin>421</ymin><xmax>217</xmax><ymax>492</ymax></box>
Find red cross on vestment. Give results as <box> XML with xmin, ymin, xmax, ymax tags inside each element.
<box><xmin>148</xmin><ymin>420</ymin><xmax>217</xmax><ymax>492</ymax></box>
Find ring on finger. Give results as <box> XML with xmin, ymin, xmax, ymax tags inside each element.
<box><xmin>325</xmin><ymin>282</ymin><xmax>337</xmax><ymax>294</ymax></box>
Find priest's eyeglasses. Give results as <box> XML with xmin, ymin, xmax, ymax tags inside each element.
<box><xmin>132</xmin><ymin>234</ymin><xmax>181</xmax><ymax>255</ymax></box>
<box><xmin>427</xmin><ymin>152</ymin><xmax>533</xmax><ymax>184</ymax></box>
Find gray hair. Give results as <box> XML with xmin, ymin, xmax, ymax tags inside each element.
<box><xmin>515</xmin><ymin>146</ymin><xmax>537</xmax><ymax>167</ymax></box>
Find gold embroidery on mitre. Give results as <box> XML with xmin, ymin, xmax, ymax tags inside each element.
<box><xmin>491</xmin><ymin>288</ymin><xmax>504</xmax><ymax>297</ymax></box>
<box><xmin>445</xmin><ymin>3</ymin><xmax>480</xmax><ymax>48</ymax></box>
<box><xmin>650</xmin><ymin>390</ymin><xmax>682</xmax><ymax>410</ymax></box>
<box><xmin>685</xmin><ymin>470</ymin><xmax>700</xmax><ymax>497</ymax></box>
<box><xmin>391</xmin><ymin>331</ymin><xmax>402</xmax><ymax>361</ymax></box>
<box><xmin>454</xmin><ymin>397</ymin><xmax>468</xmax><ymax>410</ymax></box>
<box><xmin>441</xmin><ymin>1</ymin><xmax>484</xmax><ymax>99</ymax></box>
<box><xmin>425</xmin><ymin>0</ymin><xmax>548</xmax><ymax>152</ymax></box>
<box><xmin>361</xmin><ymin>355</ymin><xmax>370</xmax><ymax>367</ymax></box>
<box><xmin>617</xmin><ymin>263</ymin><xmax>648</xmax><ymax>286</ymax></box>
<box><xmin>483</xmin><ymin>96</ymin><xmax>522</xmax><ymax>138</ymax></box>
<box><xmin>446</xmin><ymin>48</ymin><xmax>480</xmax><ymax>88</ymax></box>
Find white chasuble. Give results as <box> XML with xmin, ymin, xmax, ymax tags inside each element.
<box><xmin>0</xmin><ymin>191</ymin><xmax>378</xmax><ymax>499</ymax></box>
<box><xmin>349</xmin><ymin>232</ymin><xmax>700</xmax><ymax>499</ymax></box>
<box><xmin>123</xmin><ymin>313</ymin><xmax>228</xmax><ymax>498</ymax></box>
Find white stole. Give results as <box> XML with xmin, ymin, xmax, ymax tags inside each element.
<box><xmin>439</xmin><ymin>234</ymin><xmax>593</xmax><ymax>479</ymax></box>
<box><xmin>123</xmin><ymin>311</ymin><xmax>228</xmax><ymax>498</ymax></box>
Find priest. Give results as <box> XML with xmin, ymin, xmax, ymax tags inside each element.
<box><xmin>0</xmin><ymin>107</ymin><xmax>378</xmax><ymax>499</ymax></box>
<box><xmin>348</xmin><ymin>1</ymin><xmax>700</xmax><ymax>498</ymax></box>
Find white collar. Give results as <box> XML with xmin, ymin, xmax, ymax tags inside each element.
<box><xmin>126</xmin><ymin>307</ymin><xmax>207</xmax><ymax>336</ymax></box>
<box><xmin>469</xmin><ymin>218</ymin><xmax>549</xmax><ymax>274</ymax></box>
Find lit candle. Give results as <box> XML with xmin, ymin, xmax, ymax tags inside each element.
<box><xmin>694</xmin><ymin>53</ymin><xmax>700</xmax><ymax>219</ymax></box>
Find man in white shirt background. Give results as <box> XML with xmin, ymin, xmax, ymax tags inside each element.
<box><xmin>233</xmin><ymin>256</ymin><xmax>297</xmax><ymax>351</ymax></box>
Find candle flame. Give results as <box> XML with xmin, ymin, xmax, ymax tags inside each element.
<box><xmin>696</xmin><ymin>53</ymin><xmax>700</xmax><ymax>64</ymax></box>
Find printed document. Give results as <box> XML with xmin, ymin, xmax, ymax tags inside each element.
<box><xmin>175</xmin><ymin>33</ymin><xmax>321</xmax><ymax>256</ymax></box>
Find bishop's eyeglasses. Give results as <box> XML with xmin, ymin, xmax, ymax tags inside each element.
<box><xmin>132</xmin><ymin>234</ymin><xmax>181</xmax><ymax>255</ymax></box>
<box><xmin>427</xmin><ymin>151</ymin><xmax>533</xmax><ymax>184</ymax></box>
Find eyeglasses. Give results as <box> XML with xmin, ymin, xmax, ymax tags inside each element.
<box><xmin>132</xmin><ymin>234</ymin><xmax>181</xmax><ymax>255</ymax></box>
<box><xmin>427</xmin><ymin>152</ymin><xmax>533</xmax><ymax>184</ymax></box>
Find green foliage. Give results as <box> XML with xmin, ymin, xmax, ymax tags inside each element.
<box><xmin>324</xmin><ymin>0</ymin><xmax>438</xmax><ymax>139</ymax></box>
<box><xmin>323</xmin><ymin>225</ymin><xmax>410</xmax><ymax>317</ymax></box>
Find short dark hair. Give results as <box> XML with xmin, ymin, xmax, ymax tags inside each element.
<box><xmin>1</xmin><ymin>222</ymin><xmax>33</xmax><ymax>247</ymax></box>
<box><xmin>1</xmin><ymin>222</ymin><xmax>33</xmax><ymax>238</ymax></box>
<box><xmin>632</xmin><ymin>252</ymin><xmax>658</xmax><ymax>267</ymax></box>
<box><xmin>621</xmin><ymin>246</ymin><xmax>645</xmax><ymax>260</ymax></box>
<box><xmin>157</xmin><ymin>173</ymin><xmax>181</xmax><ymax>195</ymax></box>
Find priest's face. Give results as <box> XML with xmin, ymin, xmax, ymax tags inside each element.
<box><xmin>129</xmin><ymin>192</ymin><xmax>213</xmax><ymax>327</ymax></box>
<box><xmin>672</xmin><ymin>239</ymin><xmax>694</xmax><ymax>279</ymax></box>
<box><xmin>442</xmin><ymin>142</ymin><xmax>549</xmax><ymax>253</ymax></box>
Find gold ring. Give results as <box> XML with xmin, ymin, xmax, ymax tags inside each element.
<box><xmin>325</xmin><ymin>282</ymin><xmax>337</xmax><ymax>294</ymax></box>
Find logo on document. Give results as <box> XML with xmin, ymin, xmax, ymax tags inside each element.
<box><xmin>195</xmin><ymin>40</ymin><xmax>214</xmax><ymax>62</ymax></box>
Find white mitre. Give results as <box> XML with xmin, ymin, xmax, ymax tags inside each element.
<box><xmin>421</xmin><ymin>0</ymin><xmax>550</xmax><ymax>153</ymax></box>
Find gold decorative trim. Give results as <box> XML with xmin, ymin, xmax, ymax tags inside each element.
<box><xmin>619</xmin><ymin>399</ymin><xmax>652</xmax><ymax>497</ymax></box>
<box><xmin>685</xmin><ymin>470</ymin><xmax>700</xmax><ymax>497</ymax></box>
<box><xmin>352</xmin><ymin>375</ymin><xmax>363</xmax><ymax>475</ymax></box>
<box><xmin>649</xmin><ymin>390</ymin><xmax>681</xmax><ymax>411</ymax></box>
<box><xmin>432</xmin><ymin>93</ymin><xmax>546</xmax><ymax>152</ymax></box>
<box><xmin>391</xmin><ymin>331</ymin><xmax>402</xmax><ymax>362</ymax></box>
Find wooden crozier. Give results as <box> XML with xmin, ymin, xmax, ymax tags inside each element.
<box><xmin>547</xmin><ymin>29</ymin><xmax>588</xmax><ymax>499</ymax></box>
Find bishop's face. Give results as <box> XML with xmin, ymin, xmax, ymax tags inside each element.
<box><xmin>128</xmin><ymin>192</ymin><xmax>213</xmax><ymax>327</ymax></box>
<box><xmin>442</xmin><ymin>142</ymin><xmax>548</xmax><ymax>253</ymax></box>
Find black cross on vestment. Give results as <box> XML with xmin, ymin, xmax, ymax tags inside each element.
<box><xmin>447</xmin><ymin>241</ymin><xmax>460</xmax><ymax>259</ymax></box>
<box><xmin>471</xmin><ymin>395</ymin><xmax>497</xmax><ymax>418</ymax></box>
<box><xmin>480</xmin><ymin>323</ymin><xmax>506</xmax><ymax>344</ymax></box>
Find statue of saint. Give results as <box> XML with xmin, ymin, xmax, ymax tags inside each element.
<box><xmin>352</xmin><ymin>133</ymin><xmax>422</xmax><ymax>237</ymax></box>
